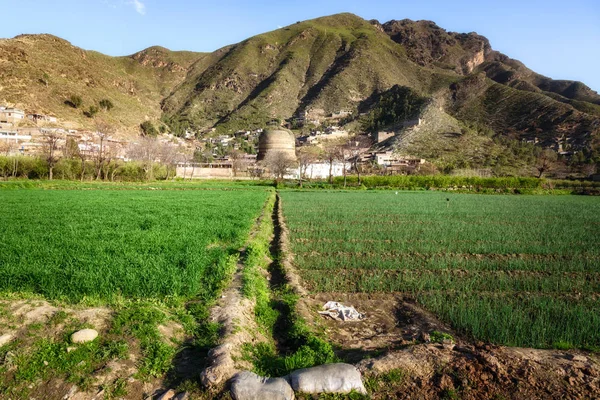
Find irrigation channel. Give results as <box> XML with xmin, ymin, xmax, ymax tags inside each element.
<box><xmin>197</xmin><ymin>192</ymin><xmax>324</xmax><ymax>394</ymax></box>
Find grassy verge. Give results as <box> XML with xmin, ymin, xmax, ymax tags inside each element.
<box><xmin>241</xmin><ymin>193</ymin><xmax>337</xmax><ymax>377</ymax></box>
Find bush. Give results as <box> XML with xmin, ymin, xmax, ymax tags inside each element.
<box><xmin>140</xmin><ymin>121</ymin><xmax>158</xmax><ymax>137</ymax></box>
<box><xmin>66</xmin><ymin>95</ymin><xmax>83</xmax><ymax>109</ymax></box>
<box><xmin>84</xmin><ymin>105</ymin><xmax>99</xmax><ymax>118</ymax></box>
<box><xmin>99</xmin><ymin>99</ymin><xmax>114</xmax><ymax>111</ymax></box>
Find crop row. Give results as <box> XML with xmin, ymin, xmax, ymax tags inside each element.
<box><xmin>280</xmin><ymin>190</ymin><xmax>600</xmax><ymax>349</ymax></box>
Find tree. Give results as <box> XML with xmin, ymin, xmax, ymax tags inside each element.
<box><xmin>343</xmin><ymin>135</ymin><xmax>372</xmax><ymax>186</ymax></box>
<box><xmin>41</xmin><ymin>131</ymin><xmax>62</xmax><ymax>180</ymax></box>
<box><xmin>296</xmin><ymin>146</ymin><xmax>321</xmax><ymax>187</ymax></box>
<box><xmin>140</xmin><ymin>121</ymin><xmax>158</xmax><ymax>137</ymax></box>
<box><xmin>77</xmin><ymin>139</ymin><xmax>91</xmax><ymax>181</ymax></box>
<box><xmin>94</xmin><ymin>120</ymin><xmax>115</xmax><ymax>180</ymax></box>
<box><xmin>64</xmin><ymin>137</ymin><xmax>80</xmax><ymax>160</ymax></box>
<box><xmin>227</xmin><ymin>149</ymin><xmax>246</xmax><ymax>177</ymax></box>
<box><xmin>322</xmin><ymin>139</ymin><xmax>344</xmax><ymax>184</ymax></box>
<box><xmin>535</xmin><ymin>149</ymin><xmax>558</xmax><ymax>178</ymax></box>
<box><xmin>264</xmin><ymin>151</ymin><xmax>297</xmax><ymax>182</ymax></box>
<box><xmin>127</xmin><ymin>137</ymin><xmax>162</xmax><ymax>181</ymax></box>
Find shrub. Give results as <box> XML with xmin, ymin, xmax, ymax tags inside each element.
<box><xmin>140</xmin><ymin>121</ymin><xmax>158</xmax><ymax>137</ymax></box>
<box><xmin>66</xmin><ymin>95</ymin><xmax>83</xmax><ymax>109</ymax></box>
<box><xmin>99</xmin><ymin>99</ymin><xmax>114</xmax><ymax>111</ymax></box>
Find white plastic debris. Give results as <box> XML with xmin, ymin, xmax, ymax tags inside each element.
<box><xmin>319</xmin><ymin>301</ymin><xmax>365</xmax><ymax>321</ymax></box>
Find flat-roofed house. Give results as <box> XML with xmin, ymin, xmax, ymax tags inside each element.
<box><xmin>0</xmin><ymin>107</ymin><xmax>25</xmax><ymax>124</ymax></box>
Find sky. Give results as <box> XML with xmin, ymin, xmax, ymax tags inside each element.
<box><xmin>1</xmin><ymin>0</ymin><xmax>599</xmax><ymax>91</ymax></box>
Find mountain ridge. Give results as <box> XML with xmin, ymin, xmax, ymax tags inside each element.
<box><xmin>1</xmin><ymin>13</ymin><xmax>598</xmax><ymax>172</ymax></box>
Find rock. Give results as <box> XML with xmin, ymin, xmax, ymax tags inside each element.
<box><xmin>71</xmin><ymin>329</ymin><xmax>98</xmax><ymax>343</ymax></box>
<box><xmin>0</xmin><ymin>334</ymin><xmax>13</xmax><ymax>347</ymax></box>
<box><xmin>230</xmin><ymin>371</ymin><xmax>294</xmax><ymax>400</ymax></box>
<box><xmin>419</xmin><ymin>332</ymin><xmax>430</xmax><ymax>343</ymax></box>
<box><xmin>173</xmin><ymin>392</ymin><xmax>189</xmax><ymax>400</ymax></box>
<box><xmin>157</xmin><ymin>389</ymin><xmax>176</xmax><ymax>400</ymax></box>
<box><xmin>288</xmin><ymin>363</ymin><xmax>367</xmax><ymax>395</ymax></box>
<box><xmin>570</xmin><ymin>355</ymin><xmax>587</xmax><ymax>362</ymax></box>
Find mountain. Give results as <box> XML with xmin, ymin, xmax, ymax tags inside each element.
<box><xmin>1</xmin><ymin>14</ymin><xmax>599</xmax><ymax>172</ymax></box>
<box><xmin>0</xmin><ymin>34</ymin><xmax>206</xmax><ymax>135</ymax></box>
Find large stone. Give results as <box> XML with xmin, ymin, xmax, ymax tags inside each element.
<box><xmin>0</xmin><ymin>334</ymin><xmax>13</xmax><ymax>347</ymax></box>
<box><xmin>156</xmin><ymin>389</ymin><xmax>176</xmax><ymax>400</ymax></box>
<box><xmin>71</xmin><ymin>329</ymin><xmax>98</xmax><ymax>344</ymax></box>
<box><xmin>288</xmin><ymin>363</ymin><xmax>367</xmax><ymax>395</ymax></box>
<box><xmin>230</xmin><ymin>371</ymin><xmax>295</xmax><ymax>400</ymax></box>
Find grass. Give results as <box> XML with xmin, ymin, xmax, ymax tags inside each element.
<box><xmin>0</xmin><ymin>188</ymin><xmax>269</xmax><ymax>302</ymax></box>
<box><xmin>0</xmin><ymin>183</ymin><xmax>273</xmax><ymax>395</ymax></box>
<box><xmin>240</xmin><ymin>193</ymin><xmax>338</xmax><ymax>377</ymax></box>
<box><xmin>280</xmin><ymin>190</ymin><xmax>600</xmax><ymax>349</ymax></box>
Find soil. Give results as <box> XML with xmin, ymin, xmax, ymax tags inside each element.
<box><xmin>298</xmin><ymin>293</ymin><xmax>600</xmax><ymax>399</ymax></box>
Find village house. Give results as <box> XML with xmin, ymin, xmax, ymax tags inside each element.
<box><xmin>371</xmin><ymin>151</ymin><xmax>425</xmax><ymax>174</ymax></box>
<box><xmin>375</xmin><ymin>131</ymin><xmax>395</xmax><ymax>143</ymax></box>
<box><xmin>27</xmin><ymin>113</ymin><xmax>58</xmax><ymax>124</ymax></box>
<box><xmin>330</xmin><ymin>110</ymin><xmax>353</xmax><ymax>119</ymax></box>
<box><xmin>0</xmin><ymin>107</ymin><xmax>25</xmax><ymax>124</ymax></box>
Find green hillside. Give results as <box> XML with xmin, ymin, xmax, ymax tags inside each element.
<box><xmin>0</xmin><ymin>13</ymin><xmax>598</xmax><ymax>167</ymax></box>
<box><xmin>0</xmin><ymin>34</ymin><xmax>206</xmax><ymax>135</ymax></box>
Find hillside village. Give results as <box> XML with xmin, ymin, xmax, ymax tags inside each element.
<box><xmin>0</xmin><ymin>102</ymin><xmax>433</xmax><ymax>180</ymax></box>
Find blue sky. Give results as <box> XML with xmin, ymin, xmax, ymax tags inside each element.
<box><xmin>1</xmin><ymin>0</ymin><xmax>599</xmax><ymax>91</ymax></box>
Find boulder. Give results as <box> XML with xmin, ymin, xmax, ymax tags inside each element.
<box><xmin>230</xmin><ymin>371</ymin><xmax>294</xmax><ymax>400</ymax></box>
<box><xmin>0</xmin><ymin>334</ymin><xmax>14</xmax><ymax>347</ymax></box>
<box><xmin>288</xmin><ymin>363</ymin><xmax>367</xmax><ymax>395</ymax></box>
<box><xmin>71</xmin><ymin>329</ymin><xmax>98</xmax><ymax>344</ymax></box>
<box><xmin>156</xmin><ymin>389</ymin><xmax>176</xmax><ymax>400</ymax></box>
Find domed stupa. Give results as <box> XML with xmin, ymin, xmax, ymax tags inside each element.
<box><xmin>257</xmin><ymin>128</ymin><xmax>296</xmax><ymax>161</ymax></box>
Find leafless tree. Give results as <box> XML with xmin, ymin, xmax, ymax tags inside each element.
<box><xmin>127</xmin><ymin>137</ymin><xmax>162</xmax><ymax>181</ymax></box>
<box><xmin>94</xmin><ymin>119</ymin><xmax>115</xmax><ymax>180</ymax></box>
<box><xmin>343</xmin><ymin>135</ymin><xmax>372</xmax><ymax>186</ymax></box>
<box><xmin>41</xmin><ymin>131</ymin><xmax>62</xmax><ymax>180</ymax></box>
<box><xmin>322</xmin><ymin>139</ymin><xmax>344</xmax><ymax>184</ymax></box>
<box><xmin>227</xmin><ymin>148</ymin><xmax>246</xmax><ymax>177</ymax></box>
<box><xmin>296</xmin><ymin>145</ymin><xmax>321</xmax><ymax>187</ymax></box>
<box><xmin>77</xmin><ymin>139</ymin><xmax>92</xmax><ymax>181</ymax></box>
<box><xmin>535</xmin><ymin>149</ymin><xmax>558</xmax><ymax>178</ymax></box>
<box><xmin>264</xmin><ymin>151</ymin><xmax>297</xmax><ymax>182</ymax></box>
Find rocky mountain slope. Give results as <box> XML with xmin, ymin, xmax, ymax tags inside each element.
<box><xmin>0</xmin><ymin>34</ymin><xmax>207</xmax><ymax>135</ymax></box>
<box><xmin>1</xmin><ymin>13</ymin><xmax>598</xmax><ymax>169</ymax></box>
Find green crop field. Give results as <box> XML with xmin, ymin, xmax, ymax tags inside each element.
<box><xmin>280</xmin><ymin>190</ymin><xmax>600</xmax><ymax>349</ymax></box>
<box><xmin>0</xmin><ymin>188</ymin><xmax>270</xmax><ymax>302</ymax></box>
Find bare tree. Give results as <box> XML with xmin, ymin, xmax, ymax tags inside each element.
<box><xmin>296</xmin><ymin>146</ymin><xmax>321</xmax><ymax>187</ymax></box>
<box><xmin>127</xmin><ymin>137</ymin><xmax>162</xmax><ymax>181</ymax></box>
<box><xmin>264</xmin><ymin>151</ymin><xmax>297</xmax><ymax>182</ymax></box>
<box><xmin>343</xmin><ymin>135</ymin><xmax>372</xmax><ymax>186</ymax></box>
<box><xmin>322</xmin><ymin>139</ymin><xmax>344</xmax><ymax>184</ymax></box>
<box><xmin>535</xmin><ymin>149</ymin><xmax>558</xmax><ymax>178</ymax></box>
<box><xmin>41</xmin><ymin>131</ymin><xmax>62</xmax><ymax>180</ymax></box>
<box><xmin>77</xmin><ymin>139</ymin><xmax>91</xmax><ymax>181</ymax></box>
<box><xmin>227</xmin><ymin>148</ymin><xmax>246</xmax><ymax>177</ymax></box>
<box><xmin>94</xmin><ymin>119</ymin><xmax>115</xmax><ymax>180</ymax></box>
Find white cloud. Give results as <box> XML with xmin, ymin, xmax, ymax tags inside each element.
<box><xmin>128</xmin><ymin>0</ymin><xmax>146</xmax><ymax>15</ymax></box>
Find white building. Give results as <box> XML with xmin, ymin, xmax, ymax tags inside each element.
<box><xmin>0</xmin><ymin>107</ymin><xmax>25</xmax><ymax>124</ymax></box>
<box><xmin>287</xmin><ymin>162</ymin><xmax>346</xmax><ymax>180</ymax></box>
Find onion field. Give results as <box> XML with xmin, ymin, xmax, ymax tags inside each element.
<box><xmin>280</xmin><ymin>190</ymin><xmax>600</xmax><ymax>349</ymax></box>
<box><xmin>0</xmin><ymin>188</ymin><xmax>270</xmax><ymax>302</ymax></box>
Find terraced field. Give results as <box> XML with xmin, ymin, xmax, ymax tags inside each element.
<box><xmin>280</xmin><ymin>190</ymin><xmax>600</xmax><ymax>349</ymax></box>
